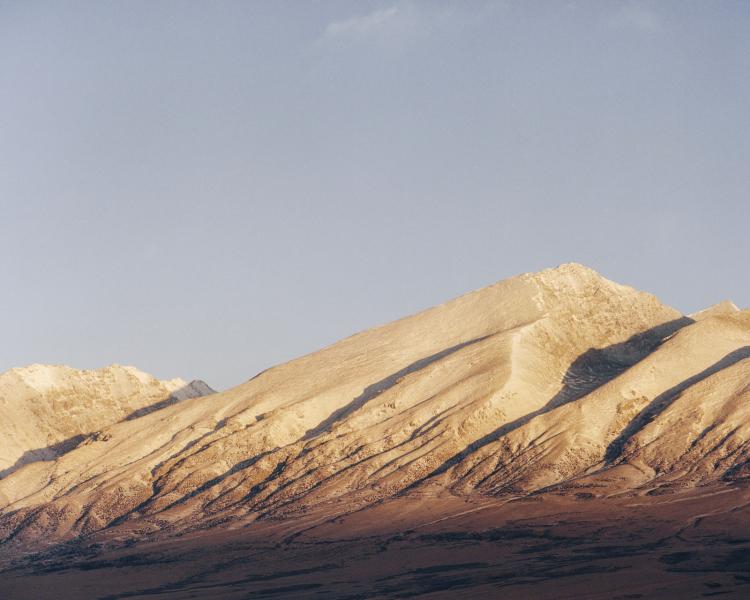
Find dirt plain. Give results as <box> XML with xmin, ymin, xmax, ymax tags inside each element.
<box><xmin>3</xmin><ymin>483</ymin><xmax>750</xmax><ymax>599</ymax></box>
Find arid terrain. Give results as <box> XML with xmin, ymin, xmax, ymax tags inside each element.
<box><xmin>2</xmin><ymin>263</ymin><xmax>750</xmax><ymax>598</ymax></box>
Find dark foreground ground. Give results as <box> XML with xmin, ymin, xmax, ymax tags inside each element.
<box><xmin>3</xmin><ymin>484</ymin><xmax>750</xmax><ymax>599</ymax></box>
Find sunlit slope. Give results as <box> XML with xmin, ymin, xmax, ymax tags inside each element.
<box><xmin>0</xmin><ymin>364</ymin><xmax>214</xmax><ymax>478</ymax></box>
<box><xmin>444</xmin><ymin>308</ymin><xmax>750</xmax><ymax>496</ymax></box>
<box><xmin>0</xmin><ymin>264</ymin><xmax>697</xmax><ymax>545</ymax></box>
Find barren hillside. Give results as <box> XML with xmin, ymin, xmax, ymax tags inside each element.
<box><xmin>2</xmin><ymin>264</ymin><xmax>750</xmax><ymax>599</ymax></box>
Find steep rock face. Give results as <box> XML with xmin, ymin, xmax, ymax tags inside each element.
<box><xmin>0</xmin><ymin>264</ymin><xmax>748</xmax><ymax>550</ymax></box>
<box><xmin>0</xmin><ymin>365</ymin><xmax>215</xmax><ymax>479</ymax></box>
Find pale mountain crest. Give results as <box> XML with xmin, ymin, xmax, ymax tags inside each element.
<box><xmin>166</xmin><ymin>379</ymin><xmax>217</xmax><ymax>402</ymax></box>
<box><xmin>1</xmin><ymin>265</ymin><xmax>749</xmax><ymax>553</ymax></box>
<box><xmin>0</xmin><ymin>364</ymin><xmax>215</xmax><ymax>480</ymax></box>
<box><xmin>689</xmin><ymin>300</ymin><xmax>740</xmax><ymax>321</ymax></box>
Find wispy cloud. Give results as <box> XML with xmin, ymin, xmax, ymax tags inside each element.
<box><xmin>316</xmin><ymin>2</ymin><xmax>503</xmax><ymax>48</ymax></box>
<box><xmin>324</xmin><ymin>6</ymin><xmax>399</xmax><ymax>40</ymax></box>
<box><xmin>607</xmin><ymin>4</ymin><xmax>660</xmax><ymax>32</ymax></box>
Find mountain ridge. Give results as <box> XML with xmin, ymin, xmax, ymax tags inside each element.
<box><xmin>1</xmin><ymin>263</ymin><xmax>749</xmax><ymax>557</ymax></box>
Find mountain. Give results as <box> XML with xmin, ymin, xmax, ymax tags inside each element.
<box><xmin>1</xmin><ymin>264</ymin><xmax>750</xmax><ymax>599</ymax></box>
<box><xmin>0</xmin><ymin>364</ymin><xmax>215</xmax><ymax>479</ymax></box>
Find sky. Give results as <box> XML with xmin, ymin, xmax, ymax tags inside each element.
<box><xmin>1</xmin><ymin>1</ymin><xmax>749</xmax><ymax>391</ymax></box>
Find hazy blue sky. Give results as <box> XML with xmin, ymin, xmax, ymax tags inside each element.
<box><xmin>2</xmin><ymin>1</ymin><xmax>748</xmax><ymax>390</ymax></box>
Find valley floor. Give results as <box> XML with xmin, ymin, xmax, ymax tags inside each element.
<box><xmin>3</xmin><ymin>483</ymin><xmax>750</xmax><ymax>599</ymax></box>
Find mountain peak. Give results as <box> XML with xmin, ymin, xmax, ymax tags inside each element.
<box><xmin>689</xmin><ymin>300</ymin><xmax>740</xmax><ymax>321</ymax></box>
<box><xmin>534</xmin><ymin>263</ymin><xmax>637</xmax><ymax>296</ymax></box>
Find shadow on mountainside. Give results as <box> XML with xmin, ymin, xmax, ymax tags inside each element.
<box><xmin>604</xmin><ymin>345</ymin><xmax>750</xmax><ymax>463</ymax></box>
<box><xmin>0</xmin><ymin>383</ymin><xmax>209</xmax><ymax>480</ymax></box>
<box><xmin>301</xmin><ymin>334</ymin><xmax>495</xmax><ymax>440</ymax></box>
<box><xmin>123</xmin><ymin>381</ymin><xmax>215</xmax><ymax>421</ymax></box>
<box><xmin>122</xmin><ymin>395</ymin><xmax>182</xmax><ymax>422</ymax></box>
<box><xmin>405</xmin><ymin>316</ymin><xmax>695</xmax><ymax>488</ymax></box>
<box><xmin>0</xmin><ymin>435</ymin><xmax>86</xmax><ymax>479</ymax></box>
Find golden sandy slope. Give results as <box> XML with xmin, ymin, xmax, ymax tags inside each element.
<box><xmin>0</xmin><ymin>263</ymin><xmax>748</xmax><ymax>555</ymax></box>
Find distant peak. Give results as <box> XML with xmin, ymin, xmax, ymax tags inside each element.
<box><xmin>0</xmin><ymin>364</ymin><xmax>213</xmax><ymax>395</ymax></box>
<box><xmin>168</xmin><ymin>379</ymin><xmax>218</xmax><ymax>401</ymax></box>
<box><xmin>689</xmin><ymin>301</ymin><xmax>740</xmax><ymax>321</ymax></box>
